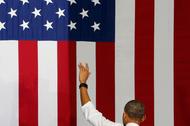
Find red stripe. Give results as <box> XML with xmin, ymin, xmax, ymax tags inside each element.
<box><xmin>174</xmin><ymin>0</ymin><xmax>190</xmax><ymax>125</ymax></box>
<box><xmin>58</xmin><ymin>41</ymin><xmax>76</xmax><ymax>126</ymax></box>
<box><xmin>19</xmin><ymin>41</ymin><xmax>38</xmax><ymax>126</ymax></box>
<box><xmin>96</xmin><ymin>42</ymin><xmax>115</xmax><ymax>121</ymax></box>
<box><xmin>135</xmin><ymin>0</ymin><xmax>154</xmax><ymax>126</ymax></box>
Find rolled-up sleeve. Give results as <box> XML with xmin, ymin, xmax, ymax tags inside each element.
<box><xmin>81</xmin><ymin>101</ymin><xmax>121</xmax><ymax>126</ymax></box>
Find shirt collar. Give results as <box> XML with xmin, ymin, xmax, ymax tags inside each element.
<box><xmin>126</xmin><ymin>122</ymin><xmax>139</xmax><ymax>126</ymax></box>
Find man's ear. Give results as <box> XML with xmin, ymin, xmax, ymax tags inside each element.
<box><xmin>123</xmin><ymin>112</ymin><xmax>128</xmax><ymax>124</ymax></box>
<box><xmin>123</xmin><ymin>112</ymin><xmax>126</xmax><ymax>118</ymax></box>
<box><xmin>140</xmin><ymin>114</ymin><xmax>146</xmax><ymax>123</ymax></box>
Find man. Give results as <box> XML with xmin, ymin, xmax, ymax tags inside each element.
<box><xmin>78</xmin><ymin>63</ymin><xmax>146</xmax><ymax>126</ymax></box>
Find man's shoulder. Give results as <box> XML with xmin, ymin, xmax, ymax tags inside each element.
<box><xmin>114</xmin><ymin>122</ymin><xmax>123</xmax><ymax>126</ymax></box>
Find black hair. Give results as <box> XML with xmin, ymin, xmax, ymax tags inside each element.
<box><xmin>124</xmin><ymin>100</ymin><xmax>145</xmax><ymax>120</ymax></box>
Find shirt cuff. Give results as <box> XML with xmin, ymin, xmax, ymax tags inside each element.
<box><xmin>81</xmin><ymin>101</ymin><xmax>94</xmax><ymax>111</ymax></box>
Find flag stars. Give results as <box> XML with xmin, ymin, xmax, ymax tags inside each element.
<box><xmin>67</xmin><ymin>21</ymin><xmax>77</xmax><ymax>31</ymax></box>
<box><xmin>79</xmin><ymin>8</ymin><xmax>89</xmax><ymax>19</ymax></box>
<box><xmin>44</xmin><ymin>0</ymin><xmax>53</xmax><ymax>5</ymax></box>
<box><xmin>20</xmin><ymin>0</ymin><xmax>29</xmax><ymax>5</ymax></box>
<box><xmin>0</xmin><ymin>21</ymin><xmax>6</xmax><ymax>31</ymax></box>
<box><xmin>0</xmin><ymin>0</ymin><xmax>5</xmax><ymax>5</ymax></box>
<box><xmin>92</xmin><ymin>0</ymin><xmax>101</xmax><ymax>6</ymax></box>
<box><xmin>20</xmin><ymin>20</ymin><xmax>29</xmax><ymax>31</ymax></box>
<box><xmin>8</xmin><ymin>8</ymin><xmax>17</xmax><ymax>18</ymax></box>
<box><xmin>56</xmin><ymin>8</ymin><xmax>65</xmax><ymax>18</ymax></box>
<box><xmin>91</xmin><ymin>22</ymin><xmax>100</xmax><ymax>32</ymax></box>
<box><xmin>0</xmin><ymin>1</ymin><xmax>104</xmax><ymax>34</ymax></box>
<box><xmin>32</xmin><ymin>8</ymin><xmax>41</xmax><ymax>18</ymax></box>
<box><xmin>67</xmin><ymin>0</ymin><xmax>77</xmax><ymax>6</ymax></box>
<box><xmin>44</xmin><ymin>20</ymin><xmax>53</xmax><ymax>31</ymax></box>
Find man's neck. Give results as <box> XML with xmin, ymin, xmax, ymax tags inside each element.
<box><xmin>126</xmin><ymin>122</ymin><xmax>139</xmax><ymax>126</ymax></box>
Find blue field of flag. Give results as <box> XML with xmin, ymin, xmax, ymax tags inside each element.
<box><xmin>0</xmin><ymin>0</ymin><xmax>115</xmax><ymax>41</ymax></box>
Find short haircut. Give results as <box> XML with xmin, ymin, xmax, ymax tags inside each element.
<box><xmin>124</xmin><ymin>100</ymin><xmax>145</xmax><ymax>120</ymax></box>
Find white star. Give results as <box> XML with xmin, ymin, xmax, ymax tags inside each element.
<box><xmin>79</xmin><ymin>8</ymin><xmax>89</xmax><ymax>19</ymax></box>
<box><xmin>44</xmin><ymin>0</ymin><xmax>53</xmax><ymax>5</ymax></box>
<box><xmin>56</xmin><ymin>8</ymin><xmax>65</xmax><ymax>18</ymax></box>
<box><xmin>67</xmin><ymin>0</ymin><xmax>77</xmax><ymax>6</ymax></box>
<box><xmin>0</xmin><ymin>21</ymin><xmax>6</xmax><ymax>31</ymax></box>
<box><xmin>8</xmin><ymin>8</ymin><xmax>17</xmax><ymax>18</ymax></box>
<box><xmin>20</xmin><ymin>0</ymin><xmax>29</xmax><ymax>5</ymax></box>
<box><xmin>91</xmin><ymin>22</ymin><xmax>100</xmax><ymax>32</ymax></box>
<box><xmin>20</xmin><ymin>20</ymin><xmax>29</xmax><ymax>31</ymax></box>
<box><xmin>67</xmin><ymin>21</ymin><xmax>77</xmax><ymax>31</ymax></box>
<box><xmin>0</xmin><ymin>0</ymin><xmax>5</xmax><ymax>5</ymax></box>
<box><xmin>44</xmin><ymin>20</ymin><xmax>53</xmax><ymax>31</ymax></box>
<box><xmin>91</xmin><ymin>0</ymin><xmax>101</xmax><ymax>6</ymax></box>
<box><xmin>32</xmin><ymin>8</ymin><xmax>41</xmax><ymax>18</ymax></box>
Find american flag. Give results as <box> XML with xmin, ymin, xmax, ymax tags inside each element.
<box><xmin>0</xmin><ymin>0</ymin><xmax>114</xmax><ymax>41</ymax></box>
<box><xmin>0</xmin><ymin>0</ymin><xmax>190</xmax><ymax>126</ymax></box>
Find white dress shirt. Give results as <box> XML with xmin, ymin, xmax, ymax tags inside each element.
<box><xmin>82</xmin><ymin>101</ymin><xmax>139</xmax><ymax>126</ymax></box>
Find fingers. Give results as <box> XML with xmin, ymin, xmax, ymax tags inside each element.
<box><xmin>78</xmin><ymin>63</ymin><xmax>84</xmax><ymax>70</ymax></box>
<box><xmin>78</xmin><ymin>63</ymin><xmax>85</xmax><ymax>72</ymax></box>
<box><xmin>86</xmin><ymin>63</ymin><xmax>89</xmax><ymax>71</ymax></box>
<box><xmin>85</xmin><ymin>64</ymin><xmax>91</xmax><ymax>75</ymax></box>
<box><xmin>78</xmin><ymin>64</ymin><xmax>82</xmax><ymax>71</ymax></box>
<box><xmin>78</xmin><ymin>63</ymin><xmax>90</xmax><ymax>72</ymax></box>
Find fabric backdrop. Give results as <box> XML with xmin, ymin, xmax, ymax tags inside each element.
<box><xmin>0</xmin><ymin>0</ymin><xmax>189</xmax><ymax>126</ymax></box>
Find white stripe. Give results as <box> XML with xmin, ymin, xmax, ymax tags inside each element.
<box><xmin>77</xmin><ymin>42</ymin><xmax>96</xmax><ymax>126</ymax></box>
<box><xmin>115</xmin><ymin>0</ymin><xmax>135</xmax><ymax>123</ymax></box>
<box><xmin>0</xmin><ymin>41</ymin><xmax>18</xmax><ymax>126</ymax></box>
<box><xmin>38</xmin><ymin>41</ymin><xmax>58</xmax><ymax>126</ymax></box>
<box><xmin>154</xmin><ymin>0</ymin><xmax>174</xmax><ymax>125</ymax></box>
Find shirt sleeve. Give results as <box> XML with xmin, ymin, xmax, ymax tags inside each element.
<box><xmin>81</xmin><ymin>101</ymin><xmax>121</xmax><ymax>126</ymax></box>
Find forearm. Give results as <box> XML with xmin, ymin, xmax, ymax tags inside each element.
<box><xmin>78</xmin><ymin>63</ymin><xmax>91</xmax><ymax>106</ymax></box>
<box><xmin>80</xmin><ymin>87</ymin><xmax>91</xmax><ymax>106</ymax></box>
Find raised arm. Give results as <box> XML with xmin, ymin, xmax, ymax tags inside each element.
<box><xmin>78</xmin><ymin>63</ymin><xmax>121</xmax><ymax>126</ymax></box>
<box><xmin>78</xmin><ymin>63</ymin><xmax>91</xmax><ymax>106</ymax></box>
